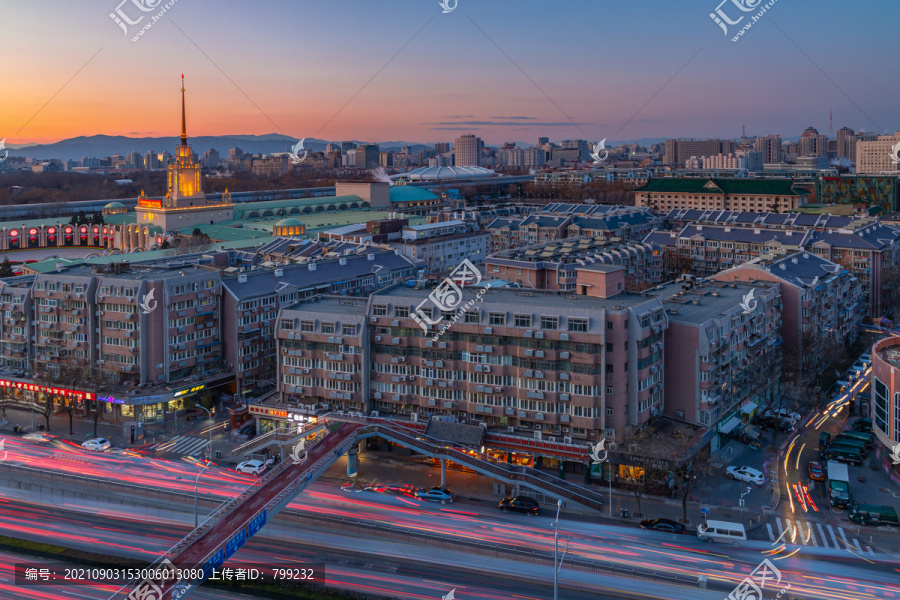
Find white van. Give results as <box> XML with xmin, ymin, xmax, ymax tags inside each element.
<box><xmin>697</xmin><ymin>520</ymin><xmax>747</xmax><ymax>543</ymax></box>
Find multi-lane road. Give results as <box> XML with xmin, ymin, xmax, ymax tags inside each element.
<box><xmin>0</xmin><ymin>432</ymin><xmax>898</xmax><ymax>600</ymax></box>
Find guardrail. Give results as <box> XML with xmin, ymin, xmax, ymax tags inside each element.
<box><xmin>231</xmin><ymin>423</ymin><xmax>328</xmax><ymax>458</ymax></box>
<box><xmin>354</xmin><ymin>422</ymin><xmax>604</xmax><ymax>512</ymax></box>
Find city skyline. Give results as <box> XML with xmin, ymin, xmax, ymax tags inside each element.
<box><xmin>2</xmin><ymin>0</ymin><xmax>898</xmax><ymax>145</ymax></box>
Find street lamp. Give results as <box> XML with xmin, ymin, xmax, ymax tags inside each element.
<box><xmin>551</xmin><ymin>499</ymin><xmax>568</xmax><ymax>600</ymax></box>
<box><xmin>740</xmin><ymin>485</ymin><xmax>751</xmax><ymax>525</ymax></box>
<box><xmin>195</xmin><ymin>405</ymin><xmax>212</xmax><ymax>460</ymax></box>
<box><xmin>177</xmin><ymin>460</ymin><xmax>211</xmax><ymax>528</ymax></box>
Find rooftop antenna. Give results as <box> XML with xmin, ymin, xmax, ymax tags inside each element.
<box><xmin>742</xmin><ymin>123</ymin><xmax>746</xmax><ymax>138</ymax></box>
<box><xmin>829</xmin><ymin>105</ymin><xmax>833</xmax><ymax>136</ymax></box>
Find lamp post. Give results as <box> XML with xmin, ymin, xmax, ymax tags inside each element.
<box><xmin>195</xmin><ymin>405</ymin><xmax>212</xmax><ymax>460</ymax></box>
<box><xmin>740</xmin><ymin>485</ymin><xmax>751</xmax><ymax>525</ymax></box>
<box><xmin>177</xmin><ymin>460</ymin><xmax>211</xmax><ymax>528</ymax></box>
<box><xmin>551</xmin><ymin>499</ymin><xmax>568</xmax><ymax>600</ymax></box>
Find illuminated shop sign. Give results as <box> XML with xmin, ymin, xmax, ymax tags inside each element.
<box><xmin>248</xmin><ymin>406</ymin><xmax>289</xmax><ymax>418</ymax></box>
<box><xmin>174</xmin><ymin>384</ymin><xmax>206</xmax><ymax>398</ymax></box>
<box><xmin>99</xmin><ymin>394</ymin><xmax>166</xmax><ymax>406</ymax></box>
<box><xmin>0</xmin><ymin>379</ymin><xmax>94</xmax><ymax>401</ymax></box>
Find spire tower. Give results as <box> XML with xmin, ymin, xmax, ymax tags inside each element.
<box><xmin>180</xmin><ymin>74</ymin><xmax>187</xmax><ymax>147</ymax></box>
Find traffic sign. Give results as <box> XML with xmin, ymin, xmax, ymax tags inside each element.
<box><xmin>700</xmin><ymin>506</ymin><xmax>710</xmax><ymax>514</ymax></box>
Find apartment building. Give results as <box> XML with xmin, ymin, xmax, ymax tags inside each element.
<box><xmin>712</xmin><ymin>251</ymin><xmax>863</xmax><ymax>377</ymax></box>
<box><xmin>486</xmin><ymin>238</ymin><xmax>662</xmax><ymax>291</ymax></box>
<box><xmin>271</xmin><ymin>269</ymin><xmax>667</xmax><ymax>445</ymax></box>
<box><xmin>655</xmin><ymin>279</ymin><xmax>782</xmax><ymax>435</ymax></box>
<box><xmin>661</xmin><ymin>209</ymin><xmax>857</xmax><ymax>232</ymax></box>
<box><xmin>807</xmin><ymin>221</ymin><xmax>900</xmax><ymax>319</ymax></box>
<box><xmin>485</xmin><ymin>209</ymin><xmax>656</xmax><ymax>253</ymax></box>
<box><xmin>856</xmin><ymin>132</ymin><xmax>900</xmax><ymax>174</ymax></box>
<box><xmin>645</xmin><ymin>225</ymin><xmax>810</xmax><ymax>276</ymax></box>
<box><xmin>664</xmin><ymin>139</ymin><xmax>732</xmax><ymax>166</ymax></box>
<box><xmin>0</xmin><ymin>262</ymin><xmax>227</xmax><ymax>421</ymax></box>
<box><xmin>221</xmin><ymin>248</ymin><xmax>419</xmax><ymax>397</ymax></box>
<box><xmin>391</xmin><ymin>220</ymin><xmax>490</xmax><ymax>274</ymax></box>
<box><xmin>634</xmin><ymin>178</ymin><xmax>807</xmax><ymax>212</ymax></box>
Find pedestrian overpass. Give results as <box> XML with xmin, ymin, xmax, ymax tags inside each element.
<box><xmin>109</xmin><ymin>416</ymin><xmax>604</xmax><ymax>600</ymax></box>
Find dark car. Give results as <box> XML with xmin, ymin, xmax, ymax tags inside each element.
<box><xmin>852</xmin><ymin>418</ymin><xmax>873</xmax><ymax>433</ymax></box>
<box><xmin>639</xmin><ymin>518</ymin><xmax>686</xmax><ymax>534</ymax></box>
<box><xmin>758</xmin><ymin>415</ymin><xmax>794</xmax><ymax>433</ymax></box>
<box><xmin>818</xmin><ymin>432</ymin><xmax>831</xmax><ymax>447</ymax></box>
<box><xmin>498</xmin><ymin>496</ymin><xmax>540</xmax><ymax>516</ymax></box>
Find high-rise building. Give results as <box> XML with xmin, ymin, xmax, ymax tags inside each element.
<box><xmin>228</xmin><ymin>147</ymin><xmax>243</xmax><ymax>161</ymax></box>
<box><xmin>341</xmin><ymin>141</ymin><xmax>357</xmax><ymax>153</ymax></box>
<box><xmin>345</xmin><ymin>149</ymin><xmax>357</xmax><ymax>167</ymax></box>
<box><xmin>355</xmin><ymin>144</ymin><xmax>380</xmax><ymax>169</ymax></box>
<box><xmin>379</xmin><ymin>151</ymin><xmax>393</xmax><ymax>167</ymax></box>
<box><xmin>453</xmin><ymin>134</ymin><xmax>482</xmax><ymax>167</ymax></box>
<box><xmin>561</xmin><ymin>139</ymin><xmax>590</xmax><ymax>161</ymax></box>
<box><xmin>836</xmin><ymin>127</ymin><xmax>854</xmax><ymax>160</ymax></box>
<box><xmin>538</xmin><ymin>137</ymin><xmax>549</xmax><ymax>146</ymax></box>
<box><xmin>856</xmin><ymin>132</ymin><xmax>900</xmax><ymax>174</ymax></box>
<box><xmin>202</xmin><ymin>149</ymin><xmax>220</xmax><ymax>169</ymax></box>
<box><xmin>798</xmin><ymin>126</ymin><xmax>828</xmax><ymax>157</ymax></box>
<box><xmin>524</xmin><ymin>147</ymin><xmax>546</xmax><ymax>167</ymax></box>
<box><xmin>433</xmin><ymin>142</ymin><xmax>450</xmax><ymax>155</ymax></box>
<box><xmin>325</xmin><ymin>143</ymin><xmax>340</xmax><ymax>154</ymax></box>
<box><xmin>126</xmin><ymin>151</ymin><xmax>143</xmax><ymax>169</ymax></box>
<box><xmin>847</xmin><ymin>132</ymin><xmax>878</xmax><ymax>167</ymax></box>
<box><xmin>753</xmin><ymin>134</ymin><xmax>783</xmax><ymax>164</ymax></box>
<box><xmin>664</xmin><ymin>139</ymin><xmax>728</xmax><ymax>166</ymax></box>
<box><xmin>143</xmin><ymin>151</ymin><xmax>159</xmax><ymax>170</ymax></box>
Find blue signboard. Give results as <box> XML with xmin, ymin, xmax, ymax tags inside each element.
<box><xmin>202</xmin><ymin>548</ymin><xmax>225</xmax><ymax>580</ymax></box>
<box><xmin>701</xmin><ymin>506</ymin><xmax>710</xmax><ymax>515</ymax></box>
<box><xmin>223</xmin><ymin>529</ymin><xmax>246</xmax><ymax>561</ymax></box>
<box><xmin>247</xmin><ymin>511</ymin><xmax>267</xmax><ymax>539</ymax></box>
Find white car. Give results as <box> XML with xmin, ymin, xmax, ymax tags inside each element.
<box><xmin>81</xmin><ymin>438</ymin><xmax>111</xmax><ymax>452</ymax></box>
<box><xmin>767</xmin><ymin>408</ymin><xmax>801</xmax><ymax>424</ymax></box>
<box><xmin>726</xmin><ymin>466</ymin><xmax>765</xmax><ymax>485</ymax></box>
<box><xmin>22</xmin><ymin>433</ymin><xmax>52</xmax><ymax>443</ymax></box>
<box><xmin>236</xmin><ymin>459</ymin><xmax>266</xmax><ymax>476</ymax></box>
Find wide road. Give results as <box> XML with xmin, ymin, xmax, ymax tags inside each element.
<box><xmin>0</xmin><ymin>432</ymin><xmax>899</xmax><ymax>600</ymax></box>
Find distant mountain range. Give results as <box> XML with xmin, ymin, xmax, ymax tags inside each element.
<box><xmin>8</xmin><ymin>134</ymin><xmax>681</xmax><ymax>162</ymax></box>
<box><xmin>8</xmin><ymin>135</ymin><xmax>434</xmax><ymax>162</ymax></box>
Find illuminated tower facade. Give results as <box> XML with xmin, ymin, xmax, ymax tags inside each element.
<box><xmin>134</xmin><ymin>76</ymin><xmax>233</xmax><ymax>235</ymax></box>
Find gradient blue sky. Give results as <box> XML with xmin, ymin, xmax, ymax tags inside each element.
<box><xmin>2</xmin><ymin>0</ymin><xmax>898</xmax><ymax>145</ymax></box>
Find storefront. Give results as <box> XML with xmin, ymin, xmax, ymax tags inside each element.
<box><xmin>248</xmin><ymin>405</ymin><xmax>318</xmax><ymax>434</ymax></box>
<box><xmin>0</xmin><ymin>378</ymin><xmax>96</xmax><ymax>414</ymax></box>
<box><xmin>485</xmin><ymin>448</ymin><xmax>535</xmax><ymax>467</ymax></box>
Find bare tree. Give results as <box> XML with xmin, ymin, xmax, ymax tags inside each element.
<box><xmin>616</xmin><ymin>427</ymin><xmax>669</xmax><ymax>517</ymax></box>
<box><xmin>668</xmin><ymin>430</ymin><xmax>713</xmax><ymax>523</ymax></box>
<box><xmin>660</xmin><ymin>247</ymin><xmax>694</xmax><ymax>281</ymax></box>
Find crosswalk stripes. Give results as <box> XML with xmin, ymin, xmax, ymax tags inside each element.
<box><xmin>769</xmin><ymin>519</ymin><xmax>874</xmax><ymax>554</ymax></box>
<box><xmin>153</xmin><ymin>435</ymin><xmax>210</xmax><ymax>457</ymax></box>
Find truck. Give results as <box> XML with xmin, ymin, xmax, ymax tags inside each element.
<box><xmin>827</xmin><ymin>460</ymin><xmax>852</xmax><ymax>509</ymax></box>
<box><xmin>848</xmin><ymin>503</ymin><xmax>899</xmax><ymax>526</ymax></box>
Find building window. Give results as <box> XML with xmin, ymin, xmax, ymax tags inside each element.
<box><xmin>489</xmin><ymin>313</ymin><xmax>505</xmax><ymax>326</ymax></box>
<box><xmin>280</xmin><ymin>318</ymin><xmax>294</xmax><ymax>331</ymax></box>
<box><xmin>342</xmin><ymin>325</ymin><xmax>357</xmax><ymax>336</ymax></box>
<box><xmin>514</xmin><ymin>314</ymin><xmax>531</xmax><ymax>328</ymax></box>
<box><xmin>606</xmin><ymin>387</ymin><xmax>613</xmax><ymax>396</ymax></box>
<box><xmin>606</xmin><ymin>407</ymin><xmax>613</xmax><ymax>416</ymax></box>
<box><xmin>874</xmin><ymin>377</ymin><xmax>888</xmax><ymax>433</ymax></box>
<box><xmin>394</xmin><ymin>306</ymin><xmax>409</xmax><ymax>318</ymax></box>
<box><xmin>568</xmin><ymin>318</ymin><xmax>588</xmax><ymax>333</ymax></box>
<box><xmin>300</xmin><ymin>320</ymin><xmax>314</xmax><ymax>332</ymax></box>
<box><xmin>606</xmin><ymin>343</ymin><xmax>613</xmax><ymax>352</ymax></box>
<box><xmin>373</xmin><ymin>305</ymin><xmax>387</xmax><ymax>316</ymax></box>
<box><xmin>606</xmin><ymin>321</ymin><xmax>614</xmax><ymax>330</ymax></box>
<box><xmin>540</xmin><ymin>317</ymin><xmax>558</xmax><ymax>330</ymax></box>
<box><xmin>464</xmin><ymin>311</ymin><xmax>480</xmax><ymax>324</ymax></box>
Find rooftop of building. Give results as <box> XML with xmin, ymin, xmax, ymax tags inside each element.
<box><xmin>663</xmin><ymin>209</ymin><xmax>857</xmax><ymax>229</ymax></box>
<box><xmin>396</xmin><ymin>166</ymin><xmax>497</xmax><ymax>181</ymax></box>
<box><xmin>540</xmin><ymin>203</ymin><xmax>626</xmax><ymax>216</ymax></box>
<box><xmin>674</xmin><ymin>224</ymin><xmax>809</xmax><ymax>245</ymax></box>
<box><xmin>372</xmin><ymin>284</ymin><xmax>662</xmax><ymax>312</ymax></box>
<box><xmin>650</xmin><ymin>278</ymin><xmax>776</xmax><ymax>324</ymax></box>
<box><xmin>282</xmin><ymin>295</ymin><xmax>370</xmax><ymax>317</ymax></box>
<box><xmin>388</xmin><ymin>186</ymin><xmax>441</xmax><ymax>203</ymax></box>
<box><xmin>750</xmin><ymin>251</ymin><xmax>846</xmax><ymax>288</ymax></box>
<box><xmin>489</xmin><ymin>236</ymin><xmax>656</xmax><ymax>268</ymax></box>
<box><xmin>635</xmin><ymin>178</ymin><xmax>804</xmax><ymax>195</ymax></box>
<box><xmin>877</xmin><ymin>341</ymin><xmax>900</xmax><ymax>370</ymax></box>
<box><xmin>222</xmin><ymin>248</ymin><xmax>418</xmax><ymax>300</ymax></box>
<box><xmin>405</xmin><ymin>219</ymin><xmax>466</xmax><ymax>231</ymax></box>
<box><xmin>35</xmin><ymin>261</ymin><xmax>213</xmax><ymax>281</ymax></box>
